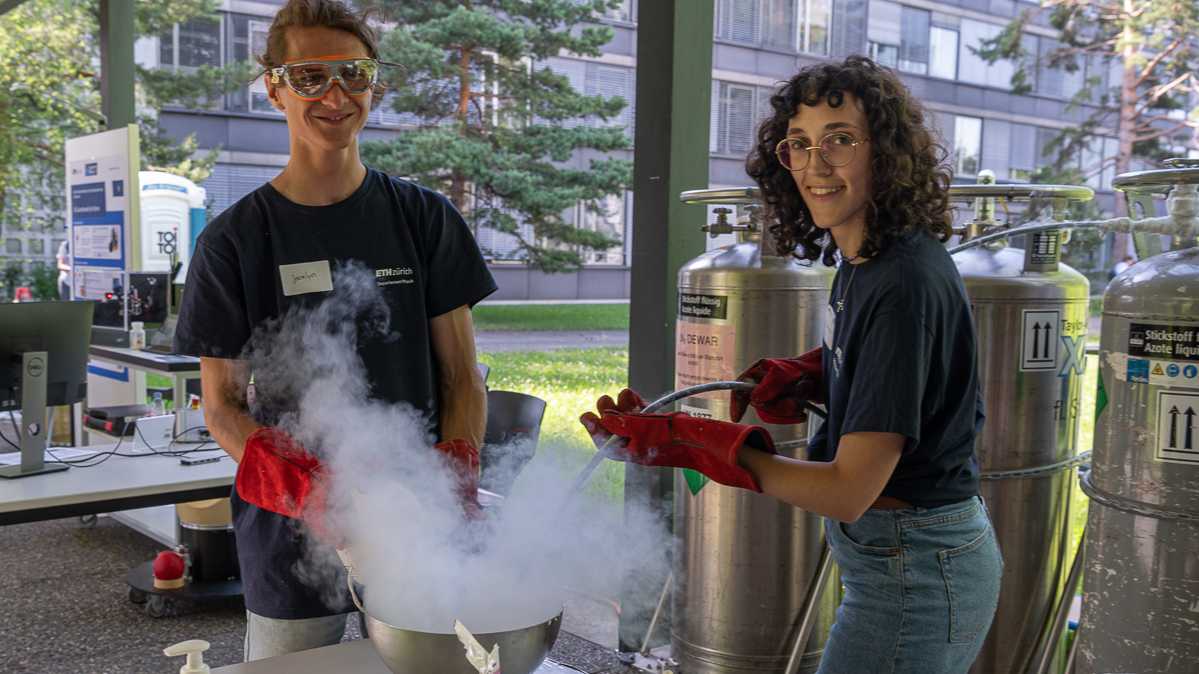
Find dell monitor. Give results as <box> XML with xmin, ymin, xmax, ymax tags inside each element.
<box><xmin>0</xmin><ymin>301</ymin><xmax>95</xmax><ymax>478</ymax></box>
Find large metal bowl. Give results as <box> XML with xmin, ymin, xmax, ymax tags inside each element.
<box><xmin>363</xmin><ymin>611</ymin><xmax>562</xmax><ymax>674</ymax></box>
<box><xmin>347</xmin><ymin>562</ymin><xmax>562</xmax><ymax>674</ymax></box>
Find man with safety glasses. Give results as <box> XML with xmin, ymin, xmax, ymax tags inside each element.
<box><xmin>174</xmin><ymin>0</ymin><xmax>496</xmax><ymax>660</ymax></box>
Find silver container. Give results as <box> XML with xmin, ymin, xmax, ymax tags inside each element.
<box><xmin>672</xmin><ymin>190</ymin><xmax>836</xmax><ymax>673</ymax></box>
<box><xmin>363</xmin><ymin>611</ymin><xmax>562</xmax><ymax>674</ymax></box>
<box><xmin>1075</xmin><ymin>245</ymin><xmax>1199</xmax><ymax>673</ymax></box>
<box><xmin>954</xmin><ymin>242</ymin><xmax>1089</xmax><ymax>674</ymax></box>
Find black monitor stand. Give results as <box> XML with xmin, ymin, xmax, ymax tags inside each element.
<box><xmin>0</xmin><ymin>351</ymin><xmax>69</xmax><ymax>479</ymax></box>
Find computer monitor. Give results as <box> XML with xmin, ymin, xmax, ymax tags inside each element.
<box><xmin>0</xmin><ymin>301</ymin><xmax>95</xmax><ymax>478</ymax></box>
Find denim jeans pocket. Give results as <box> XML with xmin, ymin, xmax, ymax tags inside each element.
<box><xmin>938</xmin><ymin>525</ymin><xmax>1002</xmax><ymax>644</ymax></box>
<box><xmin>836</xmin><ymin>519</ymin><xmax>901</xmax><ymax>557</ymax></box>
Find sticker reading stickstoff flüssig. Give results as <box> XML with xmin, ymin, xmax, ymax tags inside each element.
<box><xmin>1128</xmin><ymin>323</ymin><xmax>1199</xmax><ymax>361</ymax></box>
<box><xmin>1125</xmin><ymin>322</ymin><xmax>1199</xmax><ymax>389</ymax></box>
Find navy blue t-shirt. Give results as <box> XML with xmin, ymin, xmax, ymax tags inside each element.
<box><xmin>174</xmin><ymin>168</ymin><xmax>497</xmax><ymax>618</ymax></box>
<box><xmin>808</xmin><ymin>230</ymin><xmax>983</xmax><ymax>508</ymax></box>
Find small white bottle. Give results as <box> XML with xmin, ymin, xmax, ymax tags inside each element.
<box><xmin>129</xmin><ymin>321</ymin><xmax>146</xmax><ymax>350</ymax></box>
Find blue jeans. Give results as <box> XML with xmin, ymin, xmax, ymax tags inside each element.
<box><xmin>817</xmin><ymin>497</ymin><xmax>1003</xmax><ymax>674</ymax></box>
<box><xmin>244</xmin><ymin>610</ymin><xmax>359</xmax><ymax>661</ymax></box>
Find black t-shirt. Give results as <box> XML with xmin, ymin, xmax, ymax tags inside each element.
<box><xmin>808</xmin><ymin>230</ymin><xmax>983</xmax><ymax>508</ymax></box>
<box><xmin>174</xmin><ymin>167</ymin><xmax>497</xmax><ymax>618</ymax></box>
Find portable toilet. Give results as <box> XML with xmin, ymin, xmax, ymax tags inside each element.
<box><xmin>138</xmin><ymin>171</ymin><xmax>206</xmax><ymax>272</ymax></box>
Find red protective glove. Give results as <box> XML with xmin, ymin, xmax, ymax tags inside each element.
<box><xmin>730</xmin><ymin>347</ymin><xmax>824</xmax><ymax>424</ymax></box>
<box><xmin>580</xmin><ymin>389</ymin><xmax>774</xmax><ymax>492</ymax></box>
<box><xmin>434</xmin><ymin>439</ymin><xmax>482</xmax><ymax>519</ymax></box>
<box><xmin>236</xmin><ymin>427</ymin><xmax>330</xmax><ymax>530</ymax></box>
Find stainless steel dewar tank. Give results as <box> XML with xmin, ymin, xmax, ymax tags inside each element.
<box><xmin>1075</xmin><ymin>161</ymin><xmax>1199</xmax><ymax>673</ymax></box>
<box><xmin>670</xmin><ymin>188</ymin><xmax>835</xmax><ymax>674</ymax></box>
<box><xmin>948</xmin><ymin>181</ymin><xmax>1093</xmax><ymax>674</ymax></box>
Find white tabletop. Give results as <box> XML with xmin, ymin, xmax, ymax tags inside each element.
<box><xmin>211</xmin><ymin>639</ymin><xmax>581</xmax><ymax>674</ymax></box>
<box><xmin>0</xmin><ymin>442</ymin><xmax>234</xmax><ymax>524</ymax></box>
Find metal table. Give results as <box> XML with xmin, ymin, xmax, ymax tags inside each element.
<box><xmin>0</xmin><ymin>443</ymin><xmax>233</xmax><ymax>525</ymax></box>
<box><xmin>211</xmin><ymin>640</ymin><xmax>584</xmax><ymax>673</ymax></box>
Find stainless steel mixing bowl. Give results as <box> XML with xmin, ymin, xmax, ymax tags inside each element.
<box><xmin>363</xmin><ymin>611</ymin><xmax>562</xmax><ymax>674</ymax></box>
<box><xmin>347</xmin><ymin>567</ymin><xmax>562</xmax><ymax>673</ymax></box>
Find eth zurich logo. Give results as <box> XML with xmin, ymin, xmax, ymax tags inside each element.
<box><xmin>27</xmin><ymin>357</ymin><xmax>45</xmax><ymax>378</ymax></box>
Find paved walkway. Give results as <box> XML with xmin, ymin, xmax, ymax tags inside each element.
<box><xmin>476</xmin><ymin>330</ymin><xmax>628</xmax><ymax>353</ymax></box>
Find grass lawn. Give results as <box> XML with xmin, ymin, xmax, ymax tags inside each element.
<box><xmin>473</xmin><ymin>303</ymin><xmax>629</xmax><ymax>332</ymax></box>
<box><xmin>478</xmin><ymin>347</ymin><xmax>629</xmax><ymax>500</ymax></box>
<box><xmin>1068</xmin><ymin>352</ymin><xmax>1100</xmax><ymax>555</ymax></box>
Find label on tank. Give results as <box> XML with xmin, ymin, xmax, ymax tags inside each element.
<box><xmin>1020</xmin><ymin>309</ymin><xmax>1061</xmax><ymax>371</ymax></box>
<box><xmin>1126</xmin><ymin>357</ymin><xmax>1199</xmax><ymax>389</ymax></box>
<box><xmin>1128</xmin><ymin>323</ymin><xmax>1199</xmax><ymax>361</ymax></box>
<box><xmin>1156</xmin><ymin>390</ymin><xmax>1199</xmax><ymax>464</ymax></box>
<box><xmin>675</xmin><ymin>320</ymin><xmax>737</xmax><ymax>400</ymax></box>
<box><xmin>678</xmin><ymin>293</ymin><xmax>728</xmax><ymax>320</ymax></box>
<box><xmin>1028</xmin><ymin>231</ymin><xmax>1060</xmax><ymax>266</ymax></box>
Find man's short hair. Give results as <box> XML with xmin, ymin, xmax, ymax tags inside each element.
<box><xmin>256</xmin><ymin>0</ymin><xmax>380</xmax><ymax>69</ymax></box>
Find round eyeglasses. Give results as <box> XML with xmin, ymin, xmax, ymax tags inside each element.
<box><xmin>775</xmin><ymin>132</ymin><xmax>868</xmax><ymax>171</ymax></box>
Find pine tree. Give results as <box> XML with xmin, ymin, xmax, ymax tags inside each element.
<box><xmin>976</xmin><ymin>0</ymin><xmax>1199</xmax><ymax>206</ymax></box>
<box><xmin>358</xmin><ymin>0</ymin><xmax>633</xmax><ymax>272</ymax></box>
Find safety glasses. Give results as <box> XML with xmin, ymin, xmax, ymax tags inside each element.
<box><xmin>775</xmin><ymin>132</ymin><xmax>869</xmax><ymax>171</ymax></box>
<box><xmin>268</xmin><ymin>54</ymin><xmax>394</xmax><ymax>100</ymax></box>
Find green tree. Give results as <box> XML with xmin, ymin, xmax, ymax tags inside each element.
<box><xmin>0</xmin><ymin>0</ymin><xmax>252</xmax><ymax>236</ymax></box>
<box><xmin>358</xmin><ymin>0</ymin><xmax>632</xmax><ymax>272</ymax></box>
<box><xmin>977</xmin><ymin>0</ymin><xmax>1199</xmax><ymax>205</ymax></box>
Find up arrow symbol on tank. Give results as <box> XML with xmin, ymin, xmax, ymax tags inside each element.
<box><xmin>1186</xmin><ymin>407</ymin><xmax>1196</xmax><ymax>451</ymax></box>
<box><xmin>1166</xmin><ymin>406</ymin><xmax>1194</xmax><ymax>450</ymax></box>
<box><xmin>1032</xmin><ymin>323</ymin><xmax>1053</xmax><ymax>360</ymax></box>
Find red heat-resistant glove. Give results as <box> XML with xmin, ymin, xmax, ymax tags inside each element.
<box><xmin>730</xmin><ymin>347</ymin><xmax>824</xmax><ymax>424</ymax></box>
<box><xmin>580</xmin><ymin>389</ymin><xmax>775</xmax><ymax>492</ymax></box>
<box><xmin>434</xmin><ymin>439</ymin><xmax>482</xmax><ymax>519</ymax></box>
<box><xmin>236</xmin><ymin>427</ymin><xmax>330</xmax><ymax>533</ymax></box>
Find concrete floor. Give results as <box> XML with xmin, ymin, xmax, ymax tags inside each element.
<box><xmin>0</xmin><ymin>516</ymin><xmax>632</xmax><ymax>674</ymax></box>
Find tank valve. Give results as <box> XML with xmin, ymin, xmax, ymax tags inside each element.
<box><xmin>702</xmin><ymin>207</ymin><xmax>757</xmax><ymax>238</ymax></box>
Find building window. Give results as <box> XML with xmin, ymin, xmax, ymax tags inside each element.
<box><xmin>585</xmin><ymin>63</ymin><xmax>636</xmax><ymax>138</ymax></box>
<box><xmin>898</xmin><ymin>7</ymin><xmax>930</xmax><ymax>75</ymax></box>
<box><xmin>953</xmin><ymin>115</ymin><xmax>982</xmax><ymax>176</ymax></box>
<box><xmin>929</xmin><ymin>26</ymin><xmax>958</xmax><ymax>79</ymax></box>
<box><xmin>5</xmin><ymin>239</ymin><xmax>21</xmax><ymax>254</ymax></box>
<box><xmin>247</xmin><ymin>20</ymin><xmax>280</xmax><ymax>115</ymax></box>
<box><xmin>160</xmin><ymin>18</ymin><xmax>221</xmax><ymax>70</ymax></box>
<box><xmin>1035</xmin><ymin>37</ymin><xmax>1085</xmax><ymax>100</ymax></box>
<box><xmin>867</xmin><ymin>0</ymin><xmax>900</xmax><ymax>68</ymax></box>
<box><xmin>1035</xmin><ymin>126</ymin><xmax>1059</xmax><ymax>168</ymax></box>
<box><xmin>1008</xmin><ymin>123</ymin><xmax>1037</xmax><ymax>181</ymax></box>
<box><xmin>958</xmin><ymin>19</ymin><xmax>1013</xmax><ymax>89</ymax></box>
<box><xmin>603</xmin><ymin>0</ymin><xmax>634</xmax><ymax>22</ymax></box>
<box><xmin>577</xmin><ymin>192</ymin><xmax>630</xmax><ymax>265</ymax></box>
<box><xmin>717</xmin><ymin>0</ymin><xmax>830</xmax><ymax>55</ymax></box>
<box><xmin>28</xmin><ymin>239</ymin><xmax>44</xmax><ymax>255</ymax></box>
<box><xmin>713</xmin><ymin>81</ymin><xmax>763</xmax><ymax>155</ymax></box>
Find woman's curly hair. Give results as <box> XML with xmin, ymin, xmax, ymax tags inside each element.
<box><xmin>746</xmin><ymin>56</ymin><xmax>953</xmax><ymax>265</ymax></box>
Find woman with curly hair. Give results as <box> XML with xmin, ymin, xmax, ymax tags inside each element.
<box><xmin>581</xmin><ymin>56</ymin><xmax>1000</xmax><ymax>673</ymax></box>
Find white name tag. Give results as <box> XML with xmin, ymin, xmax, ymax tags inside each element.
<box><xmin>279</xmin><ymin>260</ymin><xmax>333</xmax><ymax>297</ymax></box>
<box><xmin>823</xmin><ymin>303</ymin><xmax>836</xmax><ymax>348</ymax></box>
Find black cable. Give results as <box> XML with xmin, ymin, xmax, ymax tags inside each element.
<box><xmin>1</xmin><ymin>412</ymin><xmax>20</xmax><ymax>451</ymax></box>
<box><xmin>6</xmin><ymin>408</ymin><xmax>222</xmax><ymax>468</ymax></box>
